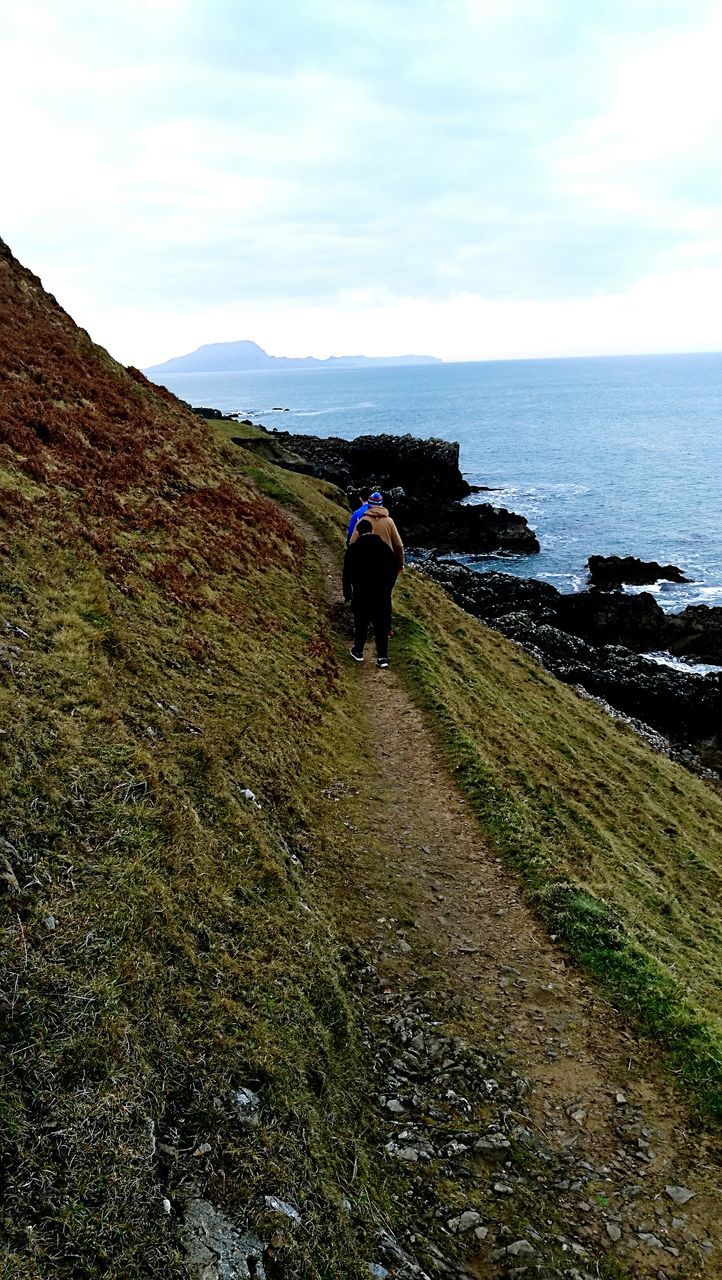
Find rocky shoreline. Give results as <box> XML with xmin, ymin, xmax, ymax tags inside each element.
<box><xmin>421</xmin><ymin>559</ymin><xmax>722</xmax><ymax>778</ymax></box>
<box><xmin>227</xmin><ymin>418</ymin><xmax>722</xmax><ymax>777</ymax></box>
<box><xmin>232</xmin><ymin>424</ymin><xmax>540</xmax><ymax>556</ymax></box>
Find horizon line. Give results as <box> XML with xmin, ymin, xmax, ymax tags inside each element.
<box><xmin>147</xmin><ymin>347</ymin><xmax>722</xmax><ymax>373</ymax></box>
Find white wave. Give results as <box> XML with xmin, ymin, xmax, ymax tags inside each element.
<box><xmin>291</xmin><ymin>400</ymin><xmax>376</xmax><ymax>417</ymax></box>
<box><xmin>644</xmin><ymin>651</ymin><xmax>722</xmax><ymax>676</ymax></box>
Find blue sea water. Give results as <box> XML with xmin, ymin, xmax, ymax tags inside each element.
<box><xmin>157</xmin><ymin>354</ymin><xmax>722</xmax><ymax>611</ymax></box>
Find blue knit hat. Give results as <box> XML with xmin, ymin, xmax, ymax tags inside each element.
<box><xmin>369</xmin><ymin>490</ymin><xmax>383</xmax><ymax>504</ymax></box>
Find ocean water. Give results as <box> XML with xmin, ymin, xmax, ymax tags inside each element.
<box><xmin>157</xmin><ymin>353</ymin><xmax>722</xmax><ymax>611</ymax></box>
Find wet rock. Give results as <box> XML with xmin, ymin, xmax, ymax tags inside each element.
<box><xmin>420</xmin><ymin>559</ymin><xmax>722</xmax><ymax>762</ymax></box>
<box><xmin>396</xmin><ymin>494</ymin><xmax>539</xmax><ymax>555</ymax></box>
<box><xmin>587</xmin><ymin>556</ymin><xmax>689</xmax><ymax>590</ymax></box>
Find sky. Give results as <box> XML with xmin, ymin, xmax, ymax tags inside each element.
<box><xmin>3</xmin><ymin>0</ymin><xmax>722</xmax><ymax>365</ymax></box>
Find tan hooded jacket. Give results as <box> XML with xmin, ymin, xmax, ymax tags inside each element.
<box><xmin>350</xmin><ymin>505</ymin><xmax>404</xmax><ymax>570</ymax></box>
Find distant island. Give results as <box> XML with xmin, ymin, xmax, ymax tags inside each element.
<box><xmin>144</xmin><ymin>339</ymin><xmax>442</xmax><ymax>376</ymax></box>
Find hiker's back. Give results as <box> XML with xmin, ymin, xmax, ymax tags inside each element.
<box><xmin>351</xmin><ymin>504</ymin><xmax>404</xmax><ymax>569</ymax></box>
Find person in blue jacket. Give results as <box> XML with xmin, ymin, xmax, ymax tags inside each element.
<box><xmin>346</xmin><ymin>486</ymin><xmax>373</xmax><ymax>545</ymax></box>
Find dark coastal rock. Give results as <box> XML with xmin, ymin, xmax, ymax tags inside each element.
<box><xmin>234</xmin><ymin>428</ymin><xmax>540</xmax><ymax>556</ymax></box>
<box><xmin>190</xmin><ymin>405</ymin><xmax>227</xmax><ymax>420</ymax></box>
<box><xmin>422</xmin><ymin>560</ymin><xmax>722</xmax><ymax>761</ymax></box>
<box><xmin>665</xmin><ymin>604</ymin><xmax>722</xmax><ymax>664</ymax></box>
<box><xmin>588</xmin><ymin>555</ymin><xmax>690</xmax><ymax>589</ymax></box>
<box><xmin>265</xmin><ymin>430</ymin><xmax>472</xmax><ymax>499</ymax></box>
<box><xmin>556</xmin><ymin>590</ymin><xmax>666</xmax><ymax>651</ymax></box>
<box><xmin>393</xmin><ymin>496</ymin><xmax>539</xmax><ymax>554</ymax></box>
<box><xmin>423</xmin><ymin>561</ymin><xmax>557</xmax><ymax>620</ymax></box>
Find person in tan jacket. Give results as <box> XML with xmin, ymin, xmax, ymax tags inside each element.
<box><xmin>349</xmin><ymin>490</ymin><xmax>404</xmax><ymax>571</ymax></box>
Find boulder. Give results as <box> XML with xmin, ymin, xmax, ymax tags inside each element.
<box><xmin>665</xmin><ymin>604</ymin><xmax>722</xmax><ymax>664</ymax></box>
<box><xmin>422</xmin><ymin>561</ymin><xmax>557</xmax><ymax>621</ymax></box>
<box><xmin>588</xmin><ymin>555</ymin><xmax>689</xmax><ymax>589</ymax></box>
<box><xmin>556</xmin><ymin>590</ymin><xmax>666</xmax><ymax>651</ymax></box>
<box><xmin>394</xmin><ymin>496</ymin><xmax>539</xmax><ymax>554</ymax></box>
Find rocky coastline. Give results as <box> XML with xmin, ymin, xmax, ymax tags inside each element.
<box><xmin>421</xmin><ymin>559</ymin><xmax>722</xmax><ymax>777</ymax></box>
<box><xmin>232</xmin><ymin>424</ymin><xmax>540</xmax><ymax>556</ymax></box>
<box><xmin>227</xmin><ymin>417</ymin><xmax>722</xmax><ymax>776</ymax></box>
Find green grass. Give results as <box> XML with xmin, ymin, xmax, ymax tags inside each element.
<box><xmin>0</xmin><ymin>460</ymin><xmax>383</xmax><ymax>1278</ymax></box>
<box><xmin>209</xmin><ymin>416</ymin><xmax>269</xmax><ymax>444</ymax></box>
<box><xmin>4</xmin><ymin>326</ymin><xmax>722</xmax><ymax>1280</ymax></box>
<box><xmin>387</xmin><ymin>572</ymin><xmax>722</xmax><ymax>1115</ymax></box>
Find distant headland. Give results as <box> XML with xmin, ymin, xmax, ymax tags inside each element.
<box><xmin>144</xmin><ymin>339</ymin><xmax>442</xmax><ymax>377</ymax></box>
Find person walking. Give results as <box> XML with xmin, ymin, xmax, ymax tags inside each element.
<box><xmin>342</xmin><ymin>518</ymin><xmax>399</xmax><ymax>668</ymax></box>
<box><xmin>346</xmin><ymin>486</ymin><xmax>372</xmax><ymax>545</ymax></box>
<box><xmin>348</xmin><ymin>490</ymin><xmax>404</xmax><ymax>573</ymax></box>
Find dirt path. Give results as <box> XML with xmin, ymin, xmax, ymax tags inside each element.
<box><xmin>308</xmin><ymin>524</ymin><xmax>722</xmax><ymax>1277</ymax></box>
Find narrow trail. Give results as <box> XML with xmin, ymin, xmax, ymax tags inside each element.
<box><xmin>305</xmin><ymin>519</ymin><xmax>722</xmax><ymax>1278</ymax></box>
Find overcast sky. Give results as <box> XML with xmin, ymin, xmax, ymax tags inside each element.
<box><xmin>3</xmin><ymin>0</ymin><xmax>722</xmax><ymax>364</ymax></box>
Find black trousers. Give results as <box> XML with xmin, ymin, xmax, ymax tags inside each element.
<box><xmin>352</xmin><ymin>593</ymin><xmax>391</xmax><ymax>660</ymax></box>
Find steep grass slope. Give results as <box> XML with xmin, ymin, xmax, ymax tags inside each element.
<box><xmin>389</xmin><ymin>572</ymin><xmax>722</xmax><ymax>1113</ymax></box>
<box><xmin>221</xmin><ymin>431</ymin><xmax>722</xmax><ymax>1113</ymax></box>
<box><xmin>0</xmin><ymin>241</ymin><xmax>383</xmax><ymax>1279</ymax></box>
<box><xmin>2</xmin><ymin>232</ymin><xmax>721</xmax><ymax>1279</ymax></box>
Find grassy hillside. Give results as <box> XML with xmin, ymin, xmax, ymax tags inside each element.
<box><xmin>0</xmin><ymin>241</ymin><xmax>385</xmax><ymax>1278</ymax></box>
<box><xmin>224</xmin><ymin>432</ymin><xmax>722</xmax><ymax>1112</ymax></box>
<box><xmin>3</xmin><ymin>232</ymin><xmax>722</xmax><ymax>1279</ymax></box>
<box><xmin>388</xmin><ymin>571</ymin><xmax>722</xmax><ymax>1113</ymax></box>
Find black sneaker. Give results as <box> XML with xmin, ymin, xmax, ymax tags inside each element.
<box><xmin>377</xmin><ymin>658</ymin><xmax>389</xmax><ymax>669</ymax></box>
<box><xmin>350</xmin><ymin>648</ymin><xmax>364</xmax><ymax>663</ymax></box>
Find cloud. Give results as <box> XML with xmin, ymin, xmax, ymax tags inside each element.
<box><xmin>2</xmin><ymin>0</ymin><xmax>722</xmax><ymax>360</ymax></box>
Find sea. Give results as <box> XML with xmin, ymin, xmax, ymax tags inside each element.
<box><xmin>157</xmin><ymin>353</ymin><xmax>722</xmax><ymax>614</ymax></box>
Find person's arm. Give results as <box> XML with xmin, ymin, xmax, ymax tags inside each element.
<box><xmin>346</xmin><ymin>503</ymin><xmax>367</xmax><ymax>546</ymax></box>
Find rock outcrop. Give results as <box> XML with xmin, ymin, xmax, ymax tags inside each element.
<box><xmin>588</xmin><ymin>555</ymin><xmax>690</xmax><ymax>589</ymax></box>
<box><xmin>421</xmin><ymin>560</ymin><xmax>722</xmax><ymax>767</ymax></box>
<box><xmin>236</xmin><ymin>428</ymin><xmax>540</xmax><ymax>556</ymax></box>
<box><xmin>258</xmin><ymin>429</ymin><xmax>472</xmax><ymax>498</ymax></box>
